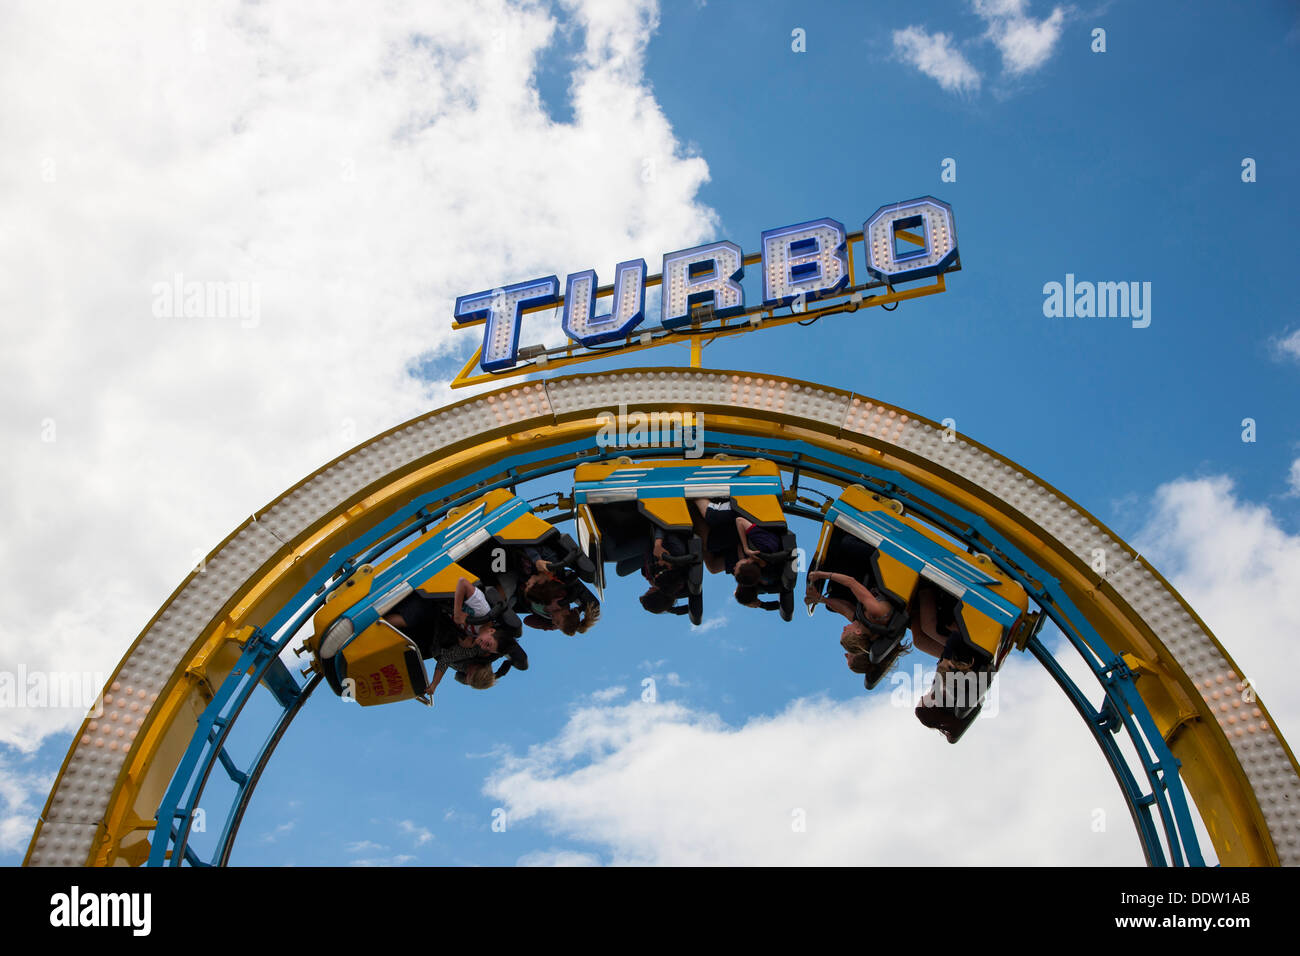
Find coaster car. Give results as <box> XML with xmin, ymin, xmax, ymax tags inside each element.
<box><xmin>571</xmin><ymin>458</ymin><xmax>714</xmax><ymax>624</ymax></box>
<box><xmin>304</xmin><ymin>490</ymin><xmax>565</xmax><ymax>707</ymax></box>
<box><xmin>453</xmin><ymin>501</ymin><xmax>597</xmax><ymax>617</ymax></box>
<box><xmin>571</xmin><ymin>457</ymin><xmax>798</xmax><ymax>623</ymax></box>
<box><xmin>807</xmin><ymin>486</ymin><xmax>1033</xmax><ymax>737</ymax></box>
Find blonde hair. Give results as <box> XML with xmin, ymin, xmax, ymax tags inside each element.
<box><xmin>466</xmin><ymin>664</ymin><xmax>496</xmax><ymax>690</ymax></box>
<box><xmin>840</xmin><ymin>626</ymin><xmax>869</xmax><ymax>656</ymax></box>
<box><xmin>841</xmin><ymin>628</ymin><xmax>912</xmax><ymax>680</ymax></box>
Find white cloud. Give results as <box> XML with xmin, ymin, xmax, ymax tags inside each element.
<box><xmin>397</xmin><ymin>819</ymin><xmax>434</xmax><ymax>846</ymax></box>
<box><xmin>1275</xmin><ymin>328</ymin><xmax>1300</xmax><ymax>361</ymax></box>
<box><xmin>1134</xmin><ymin>473</ymin><xmax>1300</xmax><ymax>746</ymax></box>
<box><xmin>892</xmin><ymin>26</ymin><xmax>982</xmax><ymax>94</ymax></box>
<box><xmin>972</xmin><ymin>0</ymin><xmax>1066</xmax><ymax>76</ymax></box>
<box><xmin>485</xmin><ymin>656</ymin><xmax>1147</xmax><ymax>865</ymax></box>
<box><xmin>690</xmin><ymin>615</ymin><xmax>729</xmax><ymax>634</ymax></box>
<box><xmin>345</xmin><ymin>840</ymin><xmax>386</xmax><ymax>854</ymax></box>
<box><xmin>0</xmin><ymin>754</ymin><xmax>53</xmax><ymax>856</ymax></box>
<box><xmin>259</xmin><ymin>820</ymin><xmax>295</xmax><ymax>843</ymax></box>
<box><xmin>0</xmin><ymin>0</ymin><xmax>715</xmax><ymax>750</ymax></box>
<box><xmin>517</xmin><ymin>848</ymin><xmax>601</xmax><ymax>866</ymax></box>
<box><xmin>350</xmin><ymin>853</ymin><xmax>416</xmax><ymax>867</ymax></box>
<box><xmin>972</xmin><ymin>0</ymin><xmax>1029</xmax><ymax>13</ymax></box>
<box><xmin>894</xmin><ymin>3</ymin><xmax>1066</xmax><ymax>94</ymax></box>
<box><xmin>589</xmin><ymin>685</ymin><xmax>627</xmax><ymax>703</ymax></box>
<box><xmin>1288</xmin><ymin>459</ymin><xmax>1300</xmax><ymax>498</ymax></box>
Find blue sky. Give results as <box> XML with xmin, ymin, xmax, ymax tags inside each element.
<box><xmin>3</xmin><ymin>0</ymin><xmax>1299</xmax><ymax>866</ymax></box>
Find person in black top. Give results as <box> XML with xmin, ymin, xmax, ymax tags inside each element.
<box><xmin>376</xmin><ymin>608</ymin><xmax>489</xmax><ymax>697</ymax></box>
<box><xmin>515</xmin><ymin>539</ymin><xmax>570</xmax><ymax>586</ymax></box>
<box><xmin>638</xmin><ymin>527</ymin><xmax>691</xmax><ymax>614</ymax></box>
<box><xmin>385</xmin><ymin>591</ymin><xmax>461</xmax><ymax>658</ymax></box>
<box><xmin>694</xmin><ymin>497</ymin><xmax>741</xmax><ymax>572</ymax></box>
<box><xmin>732</xmin><ymin>584</ymin><xmax>781</xmax><ymax>611</ymax></box>
<box><xmin>384</xmin><ymin>588</ymin><xmax>527</xmax><ymax>697</ymax></box>
<box><xmin>733</xmin><ymin>516</ymin><xmax>781</xmax><ymax>594</ymax></box>
<box><xmin>692</xmin><ymin>497</ymin><xmax>784</xmax><ymax>600</ymax></box>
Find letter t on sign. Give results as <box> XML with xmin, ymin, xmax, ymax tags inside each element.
<box><xmin>455</xmin><ymin>277</ymin><xmax>559</xmax><ymax>372</ymax></box>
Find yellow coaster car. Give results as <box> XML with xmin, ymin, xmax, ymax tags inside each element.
<box><xmin>304</xmin><ymin>490</ymin><xmax>564</xmax><ymax>707</ymax></box>
<box><xmin>572</xmin><ymin>458</ymin><xmax>798</xmax><ymax>622</ymax></box>
<box><xmin>807</xmin><ymin>485</ymin><xmax>1034</xmax><ymax>739</ymax></box>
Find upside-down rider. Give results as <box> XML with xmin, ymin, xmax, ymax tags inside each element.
<box><xmin>691</xmin><ymin>496</ymin><xmax>783</xmax><ymax>608</ymax></box>
<box><xmin>382</xmin><ymin>577</ymin><xmax>528</xmax><ymax>698</ymax></box>
<box><xmin>804</xmin><ymin>533</ymin><xmax>907</xmax><ymax>674</ymax></box>
<box><xmin>638</xmin><ymin>526</ymin><xmax>693</xmax><ymax>615</ymax></box>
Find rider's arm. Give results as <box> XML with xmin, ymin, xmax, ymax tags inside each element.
<box><xmin>736</xmin><ymin>517</ymin><xmax>759</xmax><ymax>557</ymax></box>
<box><xmin>844</xmin><ymin>577</ymin><xmax>894</xmax><ymax>621</ymax></box>
<box><xmin>453</xmin><ymin>577</ymin><xmax>474</xmax><ymax>623</ymax></box>
<box><xmin>428</xmin><ymin>663</ymin><xmax>448</xmax><ymax>696</ymax></box>
<box><xmin>819</xmin><ymin>572</ymin><xmax>893</xmax><ymax>621</ymax></box>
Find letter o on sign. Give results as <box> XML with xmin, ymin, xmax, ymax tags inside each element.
<box><xmin>863</xmin><ymin>197</ymin><xmax>959</xmax><ymax>284</ymax></box>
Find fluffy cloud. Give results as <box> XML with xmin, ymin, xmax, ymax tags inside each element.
<box><xmin>0</xmin><ymin>0</ymin><xmax>715</xmax><ymax>750</ymax></box>
<box><xmin>690</xmin><ymin>615</ymin><xmax>729</xmax><ymax>634</ymax></box>
<box><xmin>0</xmin><ymin>754</ymin><xmax>54</xmax><ymax>855</ymax></box>
<box><xmin>893</xmin><ymin>1</ymin><xmax>1066</xmax><ymax>94</ymax></box>
<box><xmin>397</xmin><ymin>819</ymin><xmax>434</xmax><ymax>846</ymax></box>
<box><xmin>517</xmin><ymin>848</ymin><xmax>601</xmax><ymax>866</ymax></box>
<box><xmin>974</xmin><ymin>0</ymin><xmax>1067</xmax><ymax>75</ymax></box>
<box><xmin>350</xmin><ymin>853</ymin><xmax>416</xmax><ymax>867</ymax></box>
<box><xmin>892</xmin><ymin>26</ymin><xmax>981</xmax><ymax>94</ymax></box>
<box><xmin>1134</xmin><ymin>473</ymin><xmax>1300</xmax><ymax>746</ymax></box>
<box><xmin>1275</xmin><ymin>328</ymin><xmax>1300</xmax><ymax>362</ymax></box>
<box><xmin>486</xmin><ymin>651</ymin><xmax>1146</xmax><ymax>865</ymax></box>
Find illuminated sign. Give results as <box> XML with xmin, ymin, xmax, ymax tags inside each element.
<box><xmin>450</xmin><ymin>196</ymin><xmax>958</xmax><ymax>387</ymax></box>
